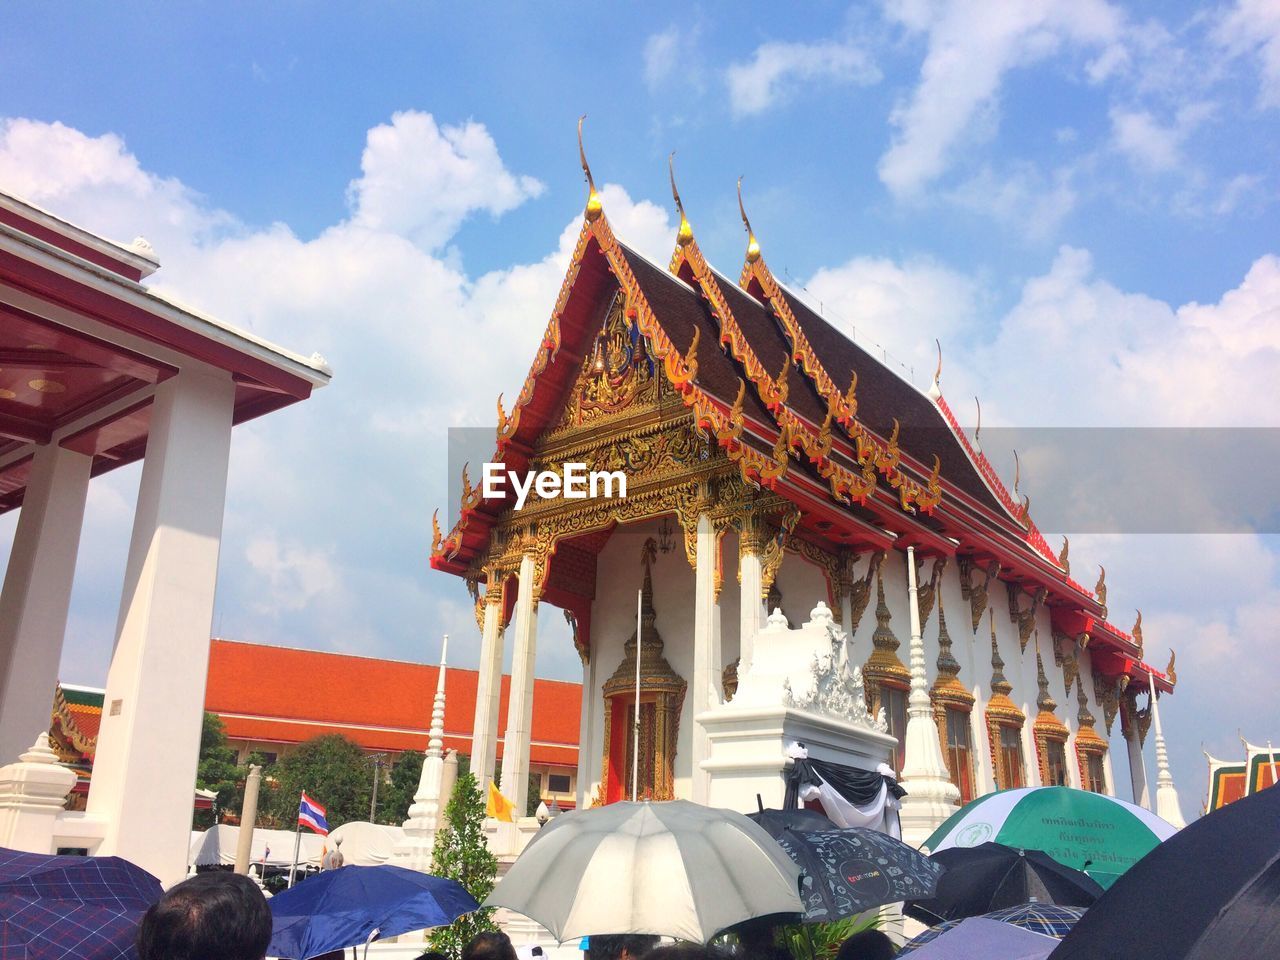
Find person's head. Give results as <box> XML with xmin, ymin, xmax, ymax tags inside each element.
<box><xmin>834</xmin><ymin>930</ymin><xmax>896</xmax><ymax>960</ymax></box>
<box><xmin>137</xmin><ymin>871</ymin><xmax>272</xmax><ymax>960</ymax></box>
<box><xmin>642</xmin><ymin>944</ymin><xmax>729</xmax><ymax>960</ymax></box>
<box><xmin>416</xmin><ymin>953</ymin><xmax>450</xmax><ymax>960</ymax></box>
<box><xmin>588</xmin><ymin>935</ymin><xmax>661</xmax><ymax>960</ymax></box>
<box><xmin>464</xmin><ymin>931</ymin><xmax>518</xmax><ymax>960</ymax></box>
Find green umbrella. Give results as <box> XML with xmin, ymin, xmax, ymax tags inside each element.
<box><xmin>922</xmin><ymin>787</ymin><xmax>1176</xmax><ymax>888</ymax></box>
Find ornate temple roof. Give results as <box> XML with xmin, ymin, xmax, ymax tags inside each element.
<box><xmin>430</xmin><ymin>137</ymin><xmax>1174</xmax><ymax>696</ymax></box>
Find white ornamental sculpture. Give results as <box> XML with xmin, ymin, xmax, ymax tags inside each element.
<box><xmin>782</xmin><ymin>602</ymin><xmax>888</xmax><ymax>733</ymax></box>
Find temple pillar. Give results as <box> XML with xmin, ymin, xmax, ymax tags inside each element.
<box><xmin>499</xmin><ymin>554</ymin><xmax>538</xmax><ymax>812</ymax></box>
<box><xmin>1121</xmin><ymin>695</ymin><xmax>1150</xmax><ymax>809</ymax></box>
<box><xmin>0</xmin><ymin>443</ymin><xmax>92</xmax><ymax>764</ymax></box>
<box><xmin>692</xmin><ymin>512</ymin><xmax>720</xmax><ymax>804</ymax></box>
<box><xmin>471</xmin><ymin>575</ymin><xmax>506</xmax><ymax>797</ymax></box>
<box><xmin>1149</xmin><ymin>673</ymin><xmax>1186</xmax><ymax>827</ymax></box>
<box><xmin>576</xmin><ymin>649</ymin><xmax>596</xmax><ymax>809</ymax></box>
<box><xmin>897</xmin><ymin>546</ymin><xmax>960</xmax><ymax>847</ymax></box>
<box><xmin>737</xmin><ymin>513</ymin><xmax>764</xmax><ymax>675</ymax></box>
<box><xmin>86</xmin><ymin>369</ymin><xmax>235</xmax><ymax>886</ymax></box>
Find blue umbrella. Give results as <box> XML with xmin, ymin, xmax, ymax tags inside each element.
<box><xmin>0</xmin><ymin>846</ymin><xmax>163</xmax><ymax>960</ymax></box>
<box><xmin>268</xmin><ymin>864</ymin><xmax>479</xmax><ymax>960</ymax></box>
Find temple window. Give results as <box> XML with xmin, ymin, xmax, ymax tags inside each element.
<box><xmin>997</xmin><ymin>723</ymin><xmax>1027</xmax><ymax>789</ymax></box>
<box><xmin>1045</xmin><ymin>738</ymin><xmax>1069</xmax><ymax>786</ymax></box>
<box><xmin>881</xmin><ymin>683</ymin><xmax>909</xmax><ymax>774</ymax></box>
<box><xmin>943</xmin><ymin>706</ymin><xmax>976</xmax><ymax>803</ymax></box>
<box><xmin>1085</xmin><ymin>751</ymin><xmax>1107</xmax><ymax>793</ymax></box>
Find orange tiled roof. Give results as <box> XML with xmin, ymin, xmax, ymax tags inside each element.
<box><xmin>206</xmin><ymin>639</ymin><xmax>581</xmax><ymax>767</ymax></box>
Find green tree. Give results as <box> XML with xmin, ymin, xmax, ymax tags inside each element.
<box><xmin>267</xmin><ymin>735</ymin><xmax>372</xmax><ymax>829</ymax></box>
<box><xmin>429</xmin><ymin>771</ymin><xmax>498</xmax><ymax>959</ymax></box>
<box><xmin>378</xmin><ymin>750</ymin><xmax>424</xmax><ymax>825</ymax></box>
<box><xmin>194</xmin><ymin>713</ymin><xmax>240</xmax><ymax>829</ymax></box>
<box><xmin>527</xmin><ymin>771</ymin><xmax>542</xmax><ymax>817</ymax></box>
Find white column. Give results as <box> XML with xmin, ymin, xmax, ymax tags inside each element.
<box><xmin>1149</xmin><ymin>674</ymin><xmax>1186</xmax><ymax>828</ymax></box>
<box><xmin>1125</xmin><ymin>713</ymin><xmax>1150</xmax><ymax>809</ymax></box>
<box><xmin>691</xmin><ymin>513</ymin><xmax>720</xmax><ymax>804</ymax></box>
<box><xmin>499</xmin><ymin>554</ymin><xmax>538</xmax><ymax>812</ymax></box>
<box><xmin>897</xmin><ymin>546</ymin><xmax>960</xmax><ymax>847</ymax></box>
<box><xmin>0</xmin><ymin>444</ymin><xmax>92</xmax><ymax>763</ymax></box>
<box><xmin>575</xmin><ymin>649</ymin><xmax>596</xmax><ymax>810</ymax></box>
<box><xmin>397</xmin><ymin>636</ymin><xmax>449</xmax><ymax>871</ymax></box>
<box><xmin>86</xmin><ymin>369</ymin><xmax>235</xmax><ymax>887</ymax></box>
<box><xmin>471</xmin><ymin>584</ymin><xmax>505</xmax><ymax>796</ymax></box>
<box><xmin>738</xmin><ymin>542</ymin><xmax>764</xmax><ymax>676</ymax></box>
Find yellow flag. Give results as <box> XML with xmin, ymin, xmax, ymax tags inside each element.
<box><xmin>487</xmin><ymin>780</ymin><xmax>515</xmax><ymax>822</ymax></box>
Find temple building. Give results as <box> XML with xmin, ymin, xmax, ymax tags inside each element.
<box><xmin>431</xmin><ymin>138</ymin><xmax>1184</xmax><ymax>847</ymax></box>
<box><xmin>1206</xmin><ymin>739</ymin><xmax>1279</xmax><ymax>812</ymax></box>
<box><xmin>50</xmin><ymin>639</ymin><xmax>583</xmax><ymax>811</ymax></box>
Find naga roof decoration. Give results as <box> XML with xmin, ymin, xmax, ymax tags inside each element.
<box><xmin>429</xmin><ymin>129</ymin><xmax>1172</xmax><ymax>695</ymax></box>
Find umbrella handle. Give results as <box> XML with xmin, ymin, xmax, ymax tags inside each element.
<box><xmin>362</xmin><ymin>927</ymin><xmax>380</xmax><ymax>960</ymax></box>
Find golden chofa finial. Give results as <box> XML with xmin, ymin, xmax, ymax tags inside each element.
<box><xmin>578</xmin><ymin>115</ymin><xmax>602</xmax><ymax>222</ymax></box>
<box><xmin>669</xmin><ymin>152</ymin><xmax>693</xmax><ymax>246</ymax></box>
<box><xmin>737</xmin><ymin>176</ymin><xmax>761</xmax><ymax>263</ymax></box>
<box><xmin>928</xmin><ymin>338</ymin><xmax>943</xmax><ymax>401</ymax></box>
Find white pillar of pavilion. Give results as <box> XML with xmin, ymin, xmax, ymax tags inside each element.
<box><xmin>471</xmin><ymin>578</ymin><xmax>506</xmax><ymax>797</ymax></box>
<box><xmin>86</xmin><ymin>369</ymin><xmax>235</xmax><ymax>886</ymax></box>
<box><xmin>0</xmin><ymin>443</ymin><xmax>92</xmax><ymax>764</ymax></box>
<box><xmin>897</xmin><ymin>546</ymin><xmax>960</xmax><ymax>846</ymax></box>
<box><xmin>499</xmin><ymin>554</ymin><xmax>538</xmax><ymax>811</ymax></box>
<box><xmin>1148</xmin><ymin>672</ymin><xmax>1186</xmax><ymax>828</ymax></box>
<box><xmin>691</xmin><ymin>512</ymin><xmax>720</xmax><ymax>804</ymax></box>
<box><xmin>575</xmin><ymin>648</ymin><xmax>596</xmax><ymax>810</ymax></box>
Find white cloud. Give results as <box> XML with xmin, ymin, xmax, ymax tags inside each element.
<box><xmin>1213</xmin><ymin>0</ymin><xmax>1280</xmax><ymax>108</ymax></box>
<box><xmin>726</xmin><ymin>40</ymin><xmax>880</xmax><ymax>118</ymax></box>
<box><xmin>803</xmin><ymin>255</ymin><xmax>983</xmax><ymax>377</ymax></box>
<box><xmin>644</xmin><ymin>27</ymin><xmax>684</xmax><ymax>90</ymax></box>
<box><xmin>347</xmin><ymin>111</ymin><xmax>545</xmax><ymax>251</ymax></box>
<box><xmin>0</xmin><ymin>116</ymin><xmax>675</xmax><ymax>678</ymax></box>
<box><xmin>245</xmin><ymin>535</ymin><xmax>340</xmax><ymax>613</ymax></box>
<box><xmin>946</xmin><ymin>162</ymin><xmax>1078</xmax><ymax>238</ymax></box>
<box><xmin>878</xmin><ymin>0</ymin><xmax>1125</xmax><ymax>196</ymax></box>
<box><xmin>1108</xmin><ymin>101</ymin><xmax>1214</xmax><ymax>173</ymax></box>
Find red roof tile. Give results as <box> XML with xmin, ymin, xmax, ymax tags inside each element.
<box><xmin>206</xmin><ymin>639</ymin><xmax>581</xmax><ymax>767</ymax></box>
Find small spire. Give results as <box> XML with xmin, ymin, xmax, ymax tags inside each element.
<box><xmin>1013</xmin><ymin>449</ymin><xmax>1021</xmax><ymax>498</ymax></box>
<box><xmin>737</xmin><ymin>177</ymin><xmax>761</xmax><ymax>263</ymax></box>
<box><xmin>991</xmin><ymin>612</ymin><xmax>1011</xmax><ymax>697</ymax></box>
<box><xmin>1036</xmin><ymin>640</ymin><xmax>1057</xmax><ymax>714</ymax></box>
<box><xmin>973</xmin><ymin>396</ymin><xmax>983</xmax><ymax>454</ymax></box>
<box><xmin>578</xmin><ymin>115</ymin><xmax>602</xmax><ymax>222</ymax></box>
<box><xmin>669</xmin><ymin>152</ymin><xmax>693</xmax><ymax>246</ymax></box>
<box><xmin>928</xmin><ymin>339</ymin><xmax>943</xmax><ymax>401</ymax></box>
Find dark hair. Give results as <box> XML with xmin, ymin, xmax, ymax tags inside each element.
<box><xmin>417</xmin><ymin>953</ymin><xmax>451</xmax><ymax>960</ymax></box>
<box><xmin>834</xmin><ymin>930</ymin><xmax>896</xmax><ymax>960</ymax></box>
<box><xmin>643</xmin><ymin>945</ymin><xmax>729</xmax><ymax>960</ymax></box>
<box><xmin>137</xmin><ymin>871</ymin><xmax>272</xmax><ymax>960</ymax></box>
<box><xmin>463</xmin><ymin>931</ymin><xmax>518</xmax><ymax>960</ymax></box>
<box><xmin>589</xmin><ymin>935</ymin><xmax>661</xmax><ymax>960</ymax></box>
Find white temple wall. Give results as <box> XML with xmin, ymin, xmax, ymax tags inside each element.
<box><xmin>773</xmin><ymin>551</ymin><xmax>829</xmax><ymax>628</ymax></box>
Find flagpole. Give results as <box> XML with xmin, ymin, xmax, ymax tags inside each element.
<box><xmin>288</xmin><ymin>822</ymin><xmax>301</xmax><ymax>888</ymax></box>
<box><xmin>633</xmin><ymin>587</ymin><xmax>642</xmax><ymax>802</ymax></box>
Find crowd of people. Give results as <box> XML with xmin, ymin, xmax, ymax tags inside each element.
<box><xmin>134</xmin><ymin>872</ymin><xmax>901</xmax><ymax>960</ymax></box>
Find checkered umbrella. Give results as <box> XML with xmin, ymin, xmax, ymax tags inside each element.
<box><xmin>899</xmin><ymin>903</ymin><xmax>1086</xmax><ymax>954</ymax></box>
<box><xmin>0</xmin><ymin>846</ymin><xmax>163</xmax><ymax>960</ymax></box>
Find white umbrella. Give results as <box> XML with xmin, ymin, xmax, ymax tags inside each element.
<box><xmin>485</xmin><ymin>800</ymin><xmax>804</xmax><ymax>943</ymax></box>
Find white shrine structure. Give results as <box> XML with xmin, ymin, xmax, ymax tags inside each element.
<box><xmin>430</xmin><ymin>145</ymin><xmax>1186</xmax><ymax>852</ymax></box>
<box><xmin>0</xmin><ymin>189</ymin><xmax>330</xmax><ymax>884</ymax></box>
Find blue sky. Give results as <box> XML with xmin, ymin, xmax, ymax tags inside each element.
<box><xmin>3</xmin><ymin>1</ymin><xmax>1279</xmax><ymax>814</ymax></box>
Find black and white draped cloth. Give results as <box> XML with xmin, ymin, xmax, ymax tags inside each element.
<box><xmin>783</xmin><ymin>743</ymin><xmax>907</xmax><ymax>838</ymax></box>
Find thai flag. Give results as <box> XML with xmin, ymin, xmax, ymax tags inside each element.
<box><xmin>298</xmin><ymin>792</ymin><xmax>329</xmax><ymax>835</ymax></box>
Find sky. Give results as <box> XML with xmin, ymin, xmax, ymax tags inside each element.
<box><xmin>2</xmin><ymin>0</ymin><xmax>1279</xmax><ymax>815</ymax></box>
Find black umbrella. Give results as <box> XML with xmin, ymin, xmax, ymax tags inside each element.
<box><xmin>1049</xmin><ymin>781</ymin><xmax>1280</xmax><ymax>959</ymax></box>
<box><xmin>749</xmin><ymin>808</ymin><xmax>944</xmax><ymax>921</ymax></box>
<box><xmin>906</xmin><ymin>843</ymin><xmax>1103</xmax><ymax>925</ymax></box>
